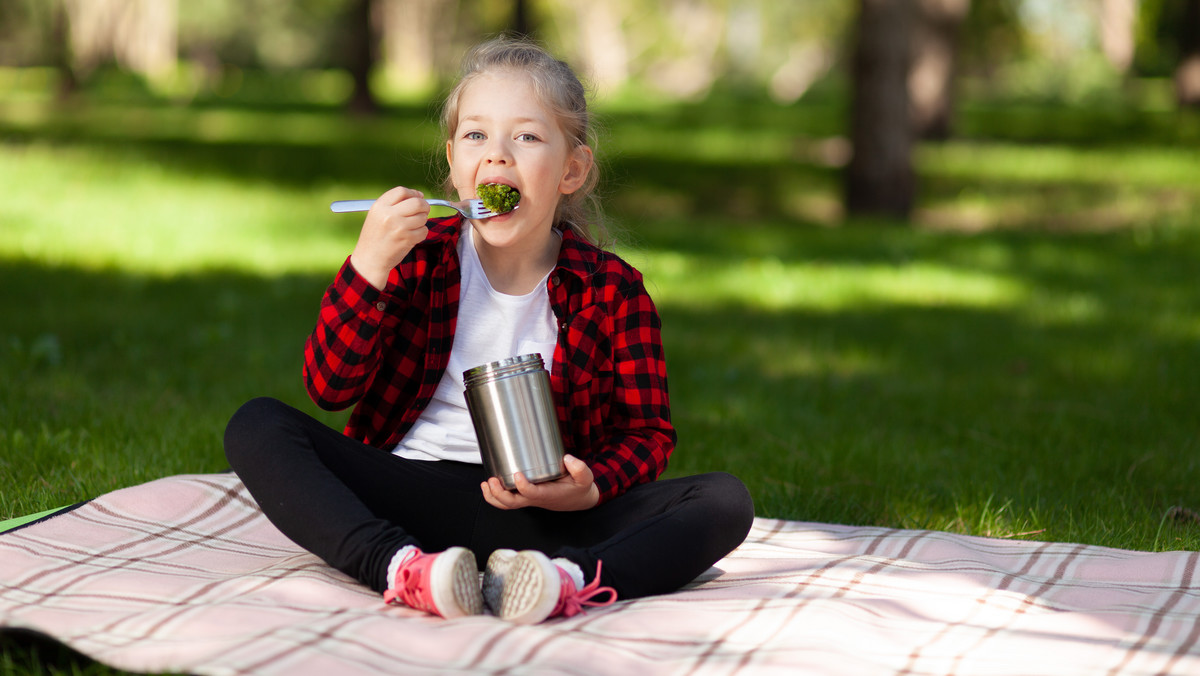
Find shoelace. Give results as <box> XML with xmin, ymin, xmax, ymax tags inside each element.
<box><xmin>553</xmin><ymin>560</ymin><xmax>617</xmax><ymax>618</ymax></box>
<box><xmin>382</xmin><ymin>551</ymin><xmax>428</xmax><ymax>610</ymax></box>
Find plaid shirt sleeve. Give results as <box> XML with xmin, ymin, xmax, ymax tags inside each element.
<box><xmin>593</xmin><ymin>276</ymin><xmax>675</xmax><ymax>503</ymax></box>
<box><xmin>302</xmin><ymin>256</ymin><xmax>401</xmax><ymax>411</ymax></box>
<box><xmin>552</xmin><ymin>247</ymin><xmax>676</xmax><ymax>504</ymax></box>
<box><xmin>301</xmin><ymin>218</ymin><xmax>460</xmax><ymax>448</ymax></box>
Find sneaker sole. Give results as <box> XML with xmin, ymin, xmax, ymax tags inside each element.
<box><xmin>483</xmin><ymin>549</ymin><xmax>517</xmax><ymax>615</ymax></box>
<box><xmin>498</xmin><ymin>550</ymin><xmax>559</xmax><ymax>625</ymax></box>
<box><xmin>430</xmin><ymin>547</ymin><xmax>483</xmax><ymax>619</ymax></box>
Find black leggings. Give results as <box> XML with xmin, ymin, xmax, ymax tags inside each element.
<box><xmin>223</xmin><ymin>397</ymin><xmax>755</xmax><ymax>599</ymax></box>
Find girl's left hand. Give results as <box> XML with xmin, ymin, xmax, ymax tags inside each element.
<box><xmin>481</xmin><ymin>454</ymin><xmax>600</xmax><ymax>512</ymax></box>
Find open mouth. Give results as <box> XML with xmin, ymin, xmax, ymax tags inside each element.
<box><xmin>476</xmin><ymin>182</ymin><xmax>521</xmax><ymax>215</ymax></box>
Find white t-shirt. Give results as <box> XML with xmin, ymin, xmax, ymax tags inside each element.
<box><xmin>391</xmin><ymin>223</ymin><xmax>559</xmax><ymax>463</ymax></box>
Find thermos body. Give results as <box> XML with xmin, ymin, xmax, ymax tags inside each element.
<box><xmin>464</xmin><ymin>354</ymin><xmax>567</xmax><ymax>490</ymax></box>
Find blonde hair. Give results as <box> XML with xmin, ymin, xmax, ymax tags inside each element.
<box><xmin>441</xmin><ymin>36</ymin><xmax>605</xmax><ymax>245</ymax></box>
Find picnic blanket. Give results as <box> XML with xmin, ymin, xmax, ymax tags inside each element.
<box><xmin>2</xmin><ymin>473</ymin><xmax>1199</xmax><ymax>676</ymax></box>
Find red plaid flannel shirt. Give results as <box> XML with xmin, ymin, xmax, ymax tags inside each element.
<box><xmin>302</xmin><ymin>216</ymin><xmax>675</xmax><ymax>504</ymax></box>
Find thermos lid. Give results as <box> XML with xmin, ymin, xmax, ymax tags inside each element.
<box><xmin>463</xmin><ymin>353</ymin><xmax>546</xmax><ymax>388</ymax></box>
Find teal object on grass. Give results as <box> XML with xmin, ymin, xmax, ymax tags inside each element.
<box><xmin>0</xmin><ymin>507</ymin><xmax>69</xmax><ymax>533</ymax></box>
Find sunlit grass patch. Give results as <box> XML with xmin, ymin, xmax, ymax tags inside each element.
<box><xmin>0</xmin><ymin>142</ymin><xmax>370</xmax><ymax>275</ymax></box>
<box><xmin>0</xmin><ymin>96</ymin><xmax>440</xmax><ymax>150</ymax></box>
<box><xmin>917</xmin><ymin>141</ymin><xmax>1200</xmax><ymax>232</ymax></box>
<box><xmin>921</xmin><ymin>141</ymin><xmax>1200</xmax><ymax>186</ymax></box>
<box><xmin>610</xmin><ymin>123</ymin><xmax>799</xmax><ymax>165</ymax></box>
<box><xmin>885</xmin><ymin>492</ymin><xmax>1047</xmax><ymax>540</ymax></box>
<box><xmin>632</xmin><ymin>246</ymin><xmax>1029</xmax><ymax>313</ymax></box>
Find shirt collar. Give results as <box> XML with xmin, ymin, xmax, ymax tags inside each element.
<box><xmin>425</xmin><ymin>215</ymin><xmax>600</xmax><ymax>283</ymax></box>
<box><xmin>553</xmin><ymin>227</ymin><xmax>600</xmax><ymax>283</ymax></box>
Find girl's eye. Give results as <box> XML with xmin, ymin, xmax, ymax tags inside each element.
<box><xmin>465</xmin><ymin>131</ymin><xmax>485</xmax><ymax>141</ymax></box>
<box><xmin>517</xmin><ymin>133</ymin><xmax>540</xmax><ymax>142</ymax></box>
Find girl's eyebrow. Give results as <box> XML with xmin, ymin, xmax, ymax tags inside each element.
<box><xmin>460</xmin><ymin>114</ymin><xmax>548</xmax><ymax>126</ymax></box>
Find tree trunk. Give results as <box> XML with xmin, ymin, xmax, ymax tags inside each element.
<box><xmin>119</xmin><ymin>0</ymin><xmax>176</xmax><ymax>79</ymax></box>
<box><xmin>346</xmin><ymin>0</ymin><xmax>380</xmax><ymax>115</ymax></box>
<box><xmin>1176</xmin><ymin>0</ymin><xmax>1200</xmax><ymax>107</ymax></box>
<box><xmin>377</xmin><ymin>0</ymin><xmax>451</xmax><ymax>96</ymax></box>
<box><xmin>1098</xmin><ymin>0</ymin><xmax>1137</xmax><ymax>73</ymax></box>
<box><xmin>52</xmin><ymin>1</ymin><xmax>79</xmax><ymax>100</ymax></box>
<box><xmin>572</xmin><ymin>0</ymin><xmax>631</xmax><ymax>96</ymax></box>
<box><xmin>846</xmin><ymin>0</ymin><xmax>915</xmax><ymax>220</ymax></box>
<box><xmin>909</xmin><ymin>0</ymin><xmax>968</xmax><ymax>140</ymax></box>
<box><xmin>512</xmin><ymin>0</ymin><xmax>534</xmax><ymax>38</ymax></box>
<box><xmin>61</xmin><ymin>0</ymin><xmax>176</xmax><ymax>81</ymax></box>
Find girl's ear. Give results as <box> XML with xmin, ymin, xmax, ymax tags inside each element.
<box><xmin>446</xmin><ymin>139</ymin><xmax>454</xmax><ymax>171</ymax></box>
<box><xmin>558</xmin><ymin>145</ymin><xmax>593</xmax><ymax>195</ymax></box>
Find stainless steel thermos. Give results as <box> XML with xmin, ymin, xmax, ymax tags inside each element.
<box><xmin>463</xmin><ymin>354</ymin><xmax>566</xmax><ymax>490</ymax></box>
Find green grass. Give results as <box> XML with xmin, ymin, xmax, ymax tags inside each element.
<box><xmin>2</xmin><ymin>85</ymin><xmax>1200</xmax><ymax>673</ymax></box>
<box><xmin>648</xmin><ymin>219</ymin><xmax>1200</xmax><ymax>550</ymax></box>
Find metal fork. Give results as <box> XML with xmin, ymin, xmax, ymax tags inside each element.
<box><xmin>330</xmin><ymin>198</ymin><xmax>508</xmax><ymax>219</ymax></box>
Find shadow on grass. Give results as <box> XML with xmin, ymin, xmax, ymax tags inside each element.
<box><xmin>0</xmin><ymin>258</ymin><xmax>349</xmax><ymax>516</ymax></box>
<box><xmin>637</xmin><ymin>221</ymin><xmax>1200</xmax><ymax>549</ymax></box>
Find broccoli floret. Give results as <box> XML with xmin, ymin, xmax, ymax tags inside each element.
<box><xmin>476</xmin><ymin>183</ymin><xmax>521</xmax><ymax>214</ymax></box>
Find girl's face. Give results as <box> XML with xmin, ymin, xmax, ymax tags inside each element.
<box><xmin>447</xmin><ymin>70</ymin><xmax>591</xmax><ymax>254</ymax></box>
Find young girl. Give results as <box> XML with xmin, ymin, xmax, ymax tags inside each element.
<box><xmin>224</xmin><ymin>37</ymin><xmax>754</xmax><ymax>624</ymax></box>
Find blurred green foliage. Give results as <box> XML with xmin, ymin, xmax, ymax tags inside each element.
<box><xmin>0</xmin><ymin>0</ymin><xmax>1191</xmax><ymax>108</ymax></box>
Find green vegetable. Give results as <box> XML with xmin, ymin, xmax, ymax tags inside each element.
<box><xmin>476</xmin><ymin>183</ymin><xmax>521</xmax><ymax>214</ymax></box>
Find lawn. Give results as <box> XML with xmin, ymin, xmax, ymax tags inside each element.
<box><xmin>3</xmin><ymin>81</ymin><xmax>1200</xmax><ymax>557</ymax></box>
<box><xmin>3</xmin><ymin>75</ymin><xmax>1200</xmax><ymax>674</ymax></box>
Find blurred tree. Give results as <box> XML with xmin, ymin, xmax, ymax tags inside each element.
<box><xmin>759</xmin><ymin>1</ymin><xmax>854</xmax><ymax>103</ymax></box>
<box><xmin>646</xmin><ymin>0</ymin><xmax>726</xmax><ymax>98</ymax></box>
<box><xmin>51</xmin><ymin>2</ymin><xmax>79</xmax><ymax>98</ymax></box>
<box><xmin>1178</xmin><ymin>0</ymin><xmax>1200</xmax><ymax>106</ymax></box>
<box><xmin>377</xmin><ymin>0</ymin><xmax>446</xmax><ymax>97</ymax></box>
<box><xmin>845</xmin><ymin>0</ymin><xmax>915</xmax><ymax>220</ymax></box>
<box><xmin>2</xmin><ymin>0</ymin><xmax>862</xmax><ymax>106</ymax></box>
<box><xmin>909</xmin><ymin>0</ymin><xmax>969</xmax><ymax>139</ymax></box>
<box><xmin>1097</xmin><ymin>0</ymin><xmax>1137</xmax><ymax>74</ymax></box>
<box><xmin>552</xmin><ymin>0</ymin><xmax>852</xmax><ymax>102</ymax></box>
<box><xmin>344</xmin><ymin>0</ymin><xmax>379</xmax><ymax>113</ymax></box>
<box><xmin>552</xmin><ymin>0</ymin><xmax>725</xmax><ymax>100</ymax></box>
<box><xmin>570</xmin><ymin>0</ymin><xmax>633</xmax><ymax>96</ymax></box>
<box><xmin>1133</xmin><ymin>0</ymin><xmax>1180</xmax><ymax>77</ymax></box>
<box><xmin>1132</xmin><ymin>0</ymin><xmax>1200</xmax><ymax>107</ymax></box>
<box><xmin>0</xmin><ymin>1</ymin><xmax>58</xmax><ymax>69</ymax></box>
<box><xmin>957</xmin><ymin>0</ymin><xmax>1027</xmax><ymax>92</ymax></box>
<box><xmin>512</xmin><ymin>0</ymin><xmax>534</xmax><ymax>37</ymax></box>
<box><xmin>61</xmin><ymin>0</ymin><xmax>177</xmax><ymax>82</ymax></box>
<box><xmin>177</xmin><ymin>0</ymin><xmax>346</xmax><ymax>70</ymax></box>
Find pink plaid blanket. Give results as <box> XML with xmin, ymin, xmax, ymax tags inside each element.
<box><xmin>2</xmin><ymin>473</ymin><xmax>1198</xmax><ymax>675</ymax></box>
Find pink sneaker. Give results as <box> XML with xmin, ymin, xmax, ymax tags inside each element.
<box><xmin>491</xmin><ymin>550</ymin><xmax>616</xmax><ymax>624</ymax></box>
<box><xmin>383</xmin><ymin>547</ymin><xmax>483</xmax><ymax>619</ymax></box>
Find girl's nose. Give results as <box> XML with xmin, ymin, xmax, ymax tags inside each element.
<box><xmin>485</xmin><ymin>139</ymin><xmax>512</xmax><ymax>164</ymax></box>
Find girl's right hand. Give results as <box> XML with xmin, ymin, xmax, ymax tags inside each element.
<box><xmin>349</xmin><ymin>186</ymin><xmax>431</xmax><ymax>290</ymax></box>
